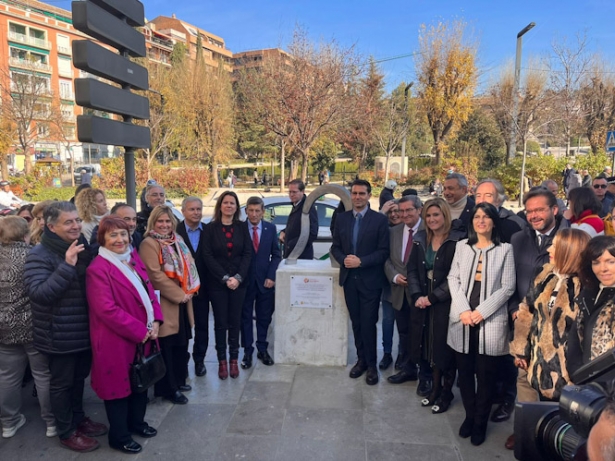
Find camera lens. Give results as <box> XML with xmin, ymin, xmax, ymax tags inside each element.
<box><xmin>539</xmin><ymin>412</ymin><xmax>585</xmax><ymax>460</ymax></box>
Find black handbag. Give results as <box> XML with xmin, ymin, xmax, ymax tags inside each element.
<box><xmin>129</xmin><ymin>340</ymin><xmax>166</xmax><ymax>393</ymax></box>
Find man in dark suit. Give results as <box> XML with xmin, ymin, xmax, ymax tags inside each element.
<box><xmin>280</xmin><ymin>179</ymin><xmax>318</xmax><ymax>259</ymax></box>
<box><xmin>240</xmin><ymin>197</ymin><xmax>282</xmax><ymax>369</ymax></box>
<box><xmin>176</xmin><ymin>197</ymin><xmax>209</xmax><ymax>377</ymax></box>
<box><xmin>443</xmin><ymin>173</ymin><xmax>475</xmax><ymax>228</ymax></box>
<box><xmin>331</xmin><ymin>179</ymin><xmax>389</xmax><ymax>385</ymax></box>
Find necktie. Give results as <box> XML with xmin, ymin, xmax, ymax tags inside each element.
<box><xmin>352</xmin><ymin>213</ymin><xmax>362</xmax><ymax>254</ymax></box>
<box><xmin>537</xmin><ymin>234</ymin><xmax>543</xmax><ymax>249</ymax></box>
<box><xmin>252</xmin><ymin>226</ymin><xmax>259</xmax><ymax>252</ymax></box>
<box><xmin>403</xmin><ymin>228</ymin><xmax>413</xmax><ymax>264</ymax></box>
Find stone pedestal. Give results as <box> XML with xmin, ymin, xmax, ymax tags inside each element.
<box><xmin>274</xmin><ymin>259</ymin><xmax>348</xmax><ymax>366</ymax></box>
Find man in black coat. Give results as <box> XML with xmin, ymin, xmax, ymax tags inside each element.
<box><xmin>175</xmin><ymin>197</ymin><xmax>209</xmax><ymax>377</ymax></box>
<box><xmin>279</xmin><ymin>179</ymin><xmax>318</xmax><ymax>259</ymax></box>
<box><xmin>24</xmin><ymin>201</ymin><xmax>107</xmax><ymax>452</ymax></box>
<box><xmin>331</xmin><ymin>179</ymin><xmax>390</xmax><ymax>385</ymax></box>
<box><xmin>474</xmin><ymin>179</ymin><xmax>525</xmax><ymax>243</ymax></box>
<box><xmin>443</xmin><ymin>173</ymin><xmax>475</xmax><ymax>228</ymax></box>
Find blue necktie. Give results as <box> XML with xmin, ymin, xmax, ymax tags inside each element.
<box><xmin>352</xmin><ymin>213</ymin><xmax>362</xmax><ymax>254</ymax></box>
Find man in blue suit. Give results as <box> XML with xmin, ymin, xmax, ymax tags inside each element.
<box><xmin>331</xmin><ymin>180</ymin><xmax>390</xmax><ymax>385</ymax></box>
<box><xmin>240</xmin><ymin>196</ymin><xmax>282</xmax><ymax>369</ymax></box>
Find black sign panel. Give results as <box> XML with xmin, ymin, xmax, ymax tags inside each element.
<box><xmin>77</xmin><ymin>115</ymin><xmax>151</xmax><ymax>149</ymax></box>
<box><xmin>89</xmin><ymin>0</ymin><xmax>145</xmax><ymax>27</ymax></box>
<box><xmin>75</xmin><ymin>79</ymin><xmax>149</xmax><ymax>119</ymax></box>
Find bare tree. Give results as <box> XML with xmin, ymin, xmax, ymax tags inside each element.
<box><xmin>580</xmin><ymin>57</ymin><xmax>615</xmax><ymax>154</ymax></box>
<box><xmin>415</xmin><ymin>20</ymin><xmax>478</xmax><ymax>165</ymax></box>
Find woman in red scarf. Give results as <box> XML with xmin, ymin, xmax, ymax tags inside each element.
<box><xmin>566</xmin><ymin>187</ymin><xmax>604</xmax><ymax>237</ymax></box>
<box><xmin>139</xmin><ymin>206</ymin><xmax>200</xmax><ymax>405</ymax></box>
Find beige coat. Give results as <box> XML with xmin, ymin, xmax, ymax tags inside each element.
<box><xmin>139</xmin><ymin>237</ymin><xmax>194</xmax><ymax>337</ymax></box>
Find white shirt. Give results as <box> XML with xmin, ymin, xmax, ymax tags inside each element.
<box><xmin>0</xmin><ymin>190</ymin><xmax>22</xmax><ymax>208</ymax></box>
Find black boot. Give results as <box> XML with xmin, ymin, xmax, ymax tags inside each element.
<box><xmin>421</xmin><ymin>367</ymin><xmax>442</xmax><ymax>407</ymax></box>
<box><xmin>432</xmin><ymin>368</ymin><xmax>455</xmax><ymax>414</ymax></box>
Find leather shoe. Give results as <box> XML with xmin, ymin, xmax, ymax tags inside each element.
<box><xmin>178</xmin><ymin>384</ymin><xmax>192</xmax><ymax>392</ymax></box>
<box><xmin>230</xmin><ymin>359</ymin><xmax>239</xmax><ymax>379</ymax></box>
<box><xmin>110</xmin><ymin>439</ymin><xmax>142</xmax><ymax>454</ymax></box>
<box><xmin>76</xmin><ymin>417</ymin><xmax>108</xmax><ymax>437</ymax></box>
<box><xmin>417</xmin><ymin>379</ymin><xmax>433</xmax><ymax>397</ymax></box>
<box><xmin>257</xmin><ymin>350</ymin><xmax>274</xmax><ymax>366</ymax></box>
<box><xmin>349</xmin><ymin>360</ymin><xmax>367</xmax><ymax>379</ymax></box>
<box><xmin>60</xmin><ymin>432</ymin><xmax>100</xmax><ymax>452</ymax></box>
<box><xmin>195</xmin><ymin>362</ymin><xmax>206</xmax><ymax>377</ymax></box>
<box><xmin>379</xmin><ymin>353</ymin><xmax>393</xmax><ymax>370</ymax></box>
<box><xmin>505</xmin><ymin>433</ymin><xmax>515</xmax><ymax>450</ymax></box>
<box><xmin>471</xmin><ymin>424</ymin><xmax>487</xmax><ymax>446</ymax></box>
<box><xmin>218</xmin><ymin>360</ymin><xmax>228</xmax><ymax>380</ymax></box>
<box><xmin>365</xmin><ymin>367</ymin><xmax>379</xmax><ymax>385</ymax></box>
<box><xmin>491</xmin><ymin>401</ymin><xmax>515</xmax><ymax>423</ymax></box>
<box><xmin>387</xmin><ymin>370</ymin><xmax>418</xmax><ymax>384</ymax></box>
<box><xmin>241</xmin><ymin>354</ymin><xmax>253</xmax><ymax>369</ymax></box>
<box><xmin>394</xmin><ymin>354</ymin><xmax>405</xmax><ymax>370</ymax></box>
<box><xmin>165</xmin><ymin>390</ymin><xmax>188</xmax><ymax>405</ymax></box>
<box><xmin>131</xmin><ymin>425</ymin><xmax>157</xmax><ymax>438</ymax></box>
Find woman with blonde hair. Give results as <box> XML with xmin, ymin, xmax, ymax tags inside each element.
<box><xmin>29</xmin><ymin>200</ymin><xmax>55</xmax><ymax>245</ymax></box>
<box><xmin>507</xmin><ymin>228</ymin><xmax>590</xmax><ymax>450</ymax></box>
<box><xmin>75</xmin><ymin>188</ymin><xmax>108</xmax><ymax>242</ymax></box>
<box><xmin>139</xmin><ymin>205</ymin><xmax>199</xmax><ymax>404</ymax></box>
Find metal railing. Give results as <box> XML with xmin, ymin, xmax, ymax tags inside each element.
<box><xmin>8</xmin><ymin>31</ymin><xmax>50</xmax><ymax>49</ymax></box>
<box><xmin>9</xmin><ymin>57</ymin><xmax>51</xmax><ymax>72</ymax></box>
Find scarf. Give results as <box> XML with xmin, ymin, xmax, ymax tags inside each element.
<box><xmin>148</xmin><ymin>231</ymin><xmax>200</xmax><ymax>294</ymax></box>
<box><xmin>40</xmin><ymin>227</ymin><xmax>92</xmax><ymax>290</ymax></box>
<box><xmin>449</xmin><ymin>196</ymin><xmax>468</xmax><ymax>220</ymax></box>
<box><xmin>98</xmin><ymin>247</ymin><xmax>154</xmax><ymax>330</ymax></box>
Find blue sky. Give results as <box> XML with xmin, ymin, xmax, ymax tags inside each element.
<box><xmin>53</xmin><ymin>0</ymin><xmax>615</xmax><ymax>90</ymax></box>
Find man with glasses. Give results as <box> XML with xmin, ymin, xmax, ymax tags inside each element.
<box><xmin>592</xmin><ymin>176</ymin><xmax>613</xmax><ymax>218</ymax></box>
<box><xmin>504</xmin><ymin>188</ymin><xmax>569</xmax><ymax>450</ymax></box>
<box><xmin>279</xmin><ymin>179</ymin><xmax>318</xmax><ymax>259</ymax></box>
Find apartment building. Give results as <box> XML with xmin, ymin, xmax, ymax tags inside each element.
<box><xmin>232</xmin><ymin>48</ymin><xmax>292</xmax><ymax>78</ymax></box>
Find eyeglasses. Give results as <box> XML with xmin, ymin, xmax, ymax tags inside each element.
<box><xmin>525</xmin><ymin>207</ymin><xmax>552</xmax><ymax>216</ymax></box>
<box><xmin>399</xmin><ymin>208</ymin><xmax>416</xmax><ymax>214</ymax></box>
<box><xmin>594</xmin><ymin>184</ymin><xmax>608</xmax><ymax>189</ymax></box>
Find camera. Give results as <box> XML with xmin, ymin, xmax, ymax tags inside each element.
<box><xmin>514</xmin><ymin>349</ymin><xmax>615</xmax><ymax>461</ymax></box>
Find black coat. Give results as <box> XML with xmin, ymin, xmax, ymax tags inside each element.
<box><xmin>24</xmin><ymin>243</ymin><xmax>91</xmax><ymax>354</ymax></box>
<box><xmin>407</xmin><ymin>228</ymin><xmax>464</xmax><ymax>369</ymax></box>
<box><xmin>499</xmin><ymin>206</ymin><xmax>526</xmax><ymax>243</ymax></box>
<box><xmin>283</xmin><ymin>195</ymin><xmax>318</xmax><ymax>259</ymax></box>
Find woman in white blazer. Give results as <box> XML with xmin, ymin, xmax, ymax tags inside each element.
<box><xmin>447</xmin><ymin>202</ymin><xmax>516</xmax><ymax>447</ymax></box>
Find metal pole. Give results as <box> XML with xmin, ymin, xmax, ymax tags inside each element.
<box><xmin>508</xmin><ymin>22</ymin><xmax>536</xmax><ymax>164</ymax></box>
<box><xmin>400</xmin><ymin>82</ymin><xmax>413</xmax><ymax>178</ymax></box>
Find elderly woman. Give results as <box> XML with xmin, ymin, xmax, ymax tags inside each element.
<box><xmin>75</xmin><ymin>188</ymin><xmax>109</xmax><ymax>242</ymax></box>
<box><xmin>202</xmin><ymin>191</ymin><xmax>251</xmax><ymax>380</ymax></box>
<box><xmin>0</xmin><ymin>216</ymin><xmax>55</xmax><ymax>439</ymax></box>
<box><xmin>29</xmin><ymin>200</ymin><xmax>55</xmax><ymax>245</ymax></box>
<box><xmin>567</xmin><ymin>236</ymin><xmax>615</xmax><ymax>377</ymax></box>
<box><xmin>506</xmin><ymin>228</ymin><xmax>590</xmax><ymax>450</ymax></box>
<box><xmin>139</xmin><ymin>206</ymin><xmax>199</xmax><ymax>404</ymax></box>
<box><xmin>86</xmin><ymin>216</ymin><xmax>163</xmax><ymax>454</ymax></box>
<box><xmin>448</xmin><ymin>202</ymin><xmax>516</xmax><ymax>446</ymax></box>
<box><xmin>408</xmin><ymin>198</ymin><xmax>464</xmax><ymax>414</ymax></box>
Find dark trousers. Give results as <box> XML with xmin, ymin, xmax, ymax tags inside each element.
<box><xmin>210</xmin><ymin>287</ymin><xmax>246</xmax><ymax>361</ymax></box>
<box><xmin>343</xmin><ymin>277</ymin><xmax>381</xmax><ymax>368</ymax></box>
<box><xmin>103</xmin><ymin>392</ymin><xmax>148</xmax><ymax>446</ymax></box>
<box><xmin>241</xmin><ymin>282</ymin><xmax>275</xmax><ymax>356</ymax></box>
<box><xmin>395</xmin><ymin>299</ymin><xmax>431</xmax><ymax>380</ymax></box>
<box><xmin>494</xmin><ymin>353</ymin><xmax>518</xmax><ymax>404</ymax></box>
<box><xmin>46</xmin><ymin>350</ymin><xmax>92</xmax><ymax>439</ymax></box>
<box><xmin>154</xmin><ymin>336</ymin><xmax>188</xmax><ymax>398</ymax></box>
<box><xmin>455</xmin><ymin>327</ymin><xmax>500</xmax><ymax>427</ymax></box>
<box><xmin>192</xmin><ymin>293</ymin><xmax>210</xmax><ymax>363</ymax></box>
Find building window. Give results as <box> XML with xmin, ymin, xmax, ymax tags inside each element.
<box><xmin>57</xmin><ymin>34</ymin><xmax>70</xmax><ymax>55</ymax></box>
<box><xmin>57</xmin><ymin>57</ymin><xmax>72</xmax><ymax>78</ymax></box>
<box><xmin>59</xmin><ymin>79</ymin><xmax>73</xmax><ymax>100</ymax></box>
<box><xmin>37</xmin><ymin>123</ymin><xmax>49</xmax><ymax>137</ymax></box>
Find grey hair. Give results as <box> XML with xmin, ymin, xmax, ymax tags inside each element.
<box><xmin>181</xmin><ymin>196</ymin><xmax>203</xmax><ymax>209</ymax></box>
<box><xmin>145</xmin><ymin>184</ymin><xmax>165</xmax><ymax>197</ymax></box>
<box><xmin>445</xmin><ymin>173</ymin><xmax>468</xmax><ymax>189</ymax></box>
<box><xmin>477</xmin><ymin>178</ymin><xmax>507</xmax><ymax>206</ymax></box>
<box><xmin>44</xmin><ymin>201</ymin><xmax>77</xmax><ymax>226</ymax></box>
<box><xmin>399</xmin><ymin>194</ymin><xmax>422</xmax><ymax>209</ymax></box>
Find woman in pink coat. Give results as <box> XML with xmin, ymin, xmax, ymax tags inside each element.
<box><xmin>86</xmin><ymin>216</ymin><xmax>163</xmax><ymax>455</ymax></box>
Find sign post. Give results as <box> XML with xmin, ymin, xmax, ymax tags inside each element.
<box><xmin>71</xmin><ymin>0</ymin><xmax>149</xmax><ymax>208</ymax></box>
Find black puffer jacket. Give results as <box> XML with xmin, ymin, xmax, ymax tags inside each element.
<box><xmin>24</xmin><ymin>244</ymin><xmax>91</xmax><ymax>354</ymax></box>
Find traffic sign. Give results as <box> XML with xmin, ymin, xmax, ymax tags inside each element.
<box><xmin>607</xmin><ymin>131</ymin><xmax>615</xmax><ymax>153</ymax></box>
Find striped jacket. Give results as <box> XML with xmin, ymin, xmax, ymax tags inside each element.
<box><xmin>447</xmin><ymin>239</ymin><xmax>516</xmax><ymax>356</ymax></box>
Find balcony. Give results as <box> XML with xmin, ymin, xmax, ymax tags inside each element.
<box><xmin>147</xmin><ymin>35</ymin><xmax>173</xmax><ymax>51</ymax></box>
<box><xmin>9</xmin><ymin>57</ymin><xmax>52</xmax><ymax>73</ymax></box>
<box><xmin>8</xmin><ymin>31</ymin><xmax>51</xmax><ymax>50</ymax></box>
<box><xmin>57</xmin><ymin>45</ymin><xmax>71</xmax><ymax>56</ymax></box>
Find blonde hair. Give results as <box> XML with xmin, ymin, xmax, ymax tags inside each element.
<box><xmin>145</xmin><ymin>205</ymin><xmax>177</xmax><ymax>236</ymax></box>
<box><xmin>29</xmin><ymin>200</ymin><xmax>54</xmax><ymax>245</ymax></box>
<box><xmin>75</xmin><ymin>188</ymin><xmax>105</xmax><ymax>222</ymax></box>
<box><xmin>0</xmin><ymin>216</ymin><xmax>29</xmax><ymax>243</ymax></box>
<box><xmin>422</xmin><ymin>198</ymin><xmax>452</xmax><ymax>246</ymax></box>
<box><xmin>553</xmin><ymin>228</ymin><xmax>591</xmax><ymax>275</ymax></box>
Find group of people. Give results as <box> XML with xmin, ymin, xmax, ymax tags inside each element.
<box><xmin>0</xmin><ymin>181</ymin><xmax>283</xmax><ymax>454</ymax></box>
<box><xmin>4</xmin><ymin>169</ymin><xmax>615</xmax><ymax>456</ymax></box>
<box><xmin>332</xmin><ymin>173</ymin><xmax>615</xmax><ymax>452</ymax></box>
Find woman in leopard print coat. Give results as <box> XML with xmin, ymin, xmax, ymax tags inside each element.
<box><xmin>510</xmin><ymin>228</ymin><xmax>590</xmax><ymax>400</ymax></box>
<box><xmin>567</xmin><ymin>236</ymin><xmax>615</xmax><ymax>378</ymax></box>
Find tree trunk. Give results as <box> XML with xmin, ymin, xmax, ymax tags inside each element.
<box><xmin>383</xmin><ymin>150</ymin><xmax>391</xmax><ymax>181</ymax></box>
<box><xmin>1</xmin><ymin>154</ymin><xmax>8</xmax><ymax>181</ymax></box>
<box><xmin>280</xmin><ymin>139</ymin><xmax>285</xmax><ymax>192</ymax></box>
<box><xmin>432</xmin><ymin>139</ymin><xmax>444</xmax><ymax>166</ymax></box>
<box><xmin>69</xmin><ymin>151</ymin><xmax>75</xmax><ymax>187</ymax></box>
<box><xmin>290</xmin><ymin>159</ymin><xmax>298</xmax><ymax>181</ymax></box>
<box><xmin>24</xmin><ymin>148</ymin><xmax>32</xmax><ymax>175</ymax></box>
<box><xmin>301</xmin><ymin>150</ymin><xmax>309</xmax><ymax>184</ymax></box>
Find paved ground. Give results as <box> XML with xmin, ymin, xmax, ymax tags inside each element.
<box><xmin>0</xmin><ymin>310</ymin><xmax>516</xmax><ymax>461</ymax></box>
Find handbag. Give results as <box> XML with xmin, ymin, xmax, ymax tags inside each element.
<box><xmin>129</xmin><ymin>340</ymin><xmax>166</xmax><ymax>393</ymax></box>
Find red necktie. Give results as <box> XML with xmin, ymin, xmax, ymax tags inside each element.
<box><xmin>252</xmin><ymin>226</ymin><xmax>259</xmax><ymax>252</ymax></box>
<box><xmin>403</xmin><ymin>228</ymin><xmax>413</xmax><ymax>264</ymax></box>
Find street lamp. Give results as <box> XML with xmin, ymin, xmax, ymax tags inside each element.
<box><xmin>508</xmin><ymin>22</ymin><xmax>536</xmax><ymax>163</ymax></box>
<box><xmin>400</xmin><ymin>82</ymin><xmax>413</xmax><ymax>178</ymax></box>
